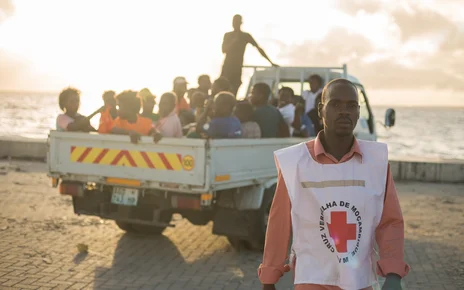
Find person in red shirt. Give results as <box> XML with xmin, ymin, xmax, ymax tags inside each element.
<box><xmin>173</xmin><ymin>76</ymin><xmax>191</xmax><ymax>113</ymax></box>
<box><xmin>259</xmin><ymin>79</ymin><xmax>409</xmax><ymax>290</ymax></box>
<box><xmin>98</xmin><ymin>90</ymin><xmax>118</xmax><ymax>133</ymax></box>
<box><xmin>110</xmin><ymin>90</ymin><xmax>161</xmax><ymax>144</ymax></box>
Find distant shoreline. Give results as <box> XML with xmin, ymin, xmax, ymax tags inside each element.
<box><xmin>0</xmin><ymin>91</ymin><xmax>463</xmax><ymax>109</ymax></box>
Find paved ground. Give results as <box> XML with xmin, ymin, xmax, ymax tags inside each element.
<box><xmin>0</xmin><ymin>160</ymin><xmax>463</xmax><ymax>290</ymax></box>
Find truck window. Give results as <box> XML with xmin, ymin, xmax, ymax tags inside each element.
<box><xmin>356</xmin><ymin>86</ymin><xmax>374</xmax><ymax>134</ymax></box>
<box><xmin>357</xmin><ymin>87</ymin><xmax>369</xmax><ymax>120</ymax></box>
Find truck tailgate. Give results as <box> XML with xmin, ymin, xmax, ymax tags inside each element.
<box><xmin>48</xmin><ymin>131</ymin><xmax>206</xmax><ymax>187</ymax></box>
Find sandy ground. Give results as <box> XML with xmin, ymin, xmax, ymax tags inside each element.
<box><xmin>0</xmin><ymin>160</ymin><xmax>463</xmax><ymax>290</ymax></box>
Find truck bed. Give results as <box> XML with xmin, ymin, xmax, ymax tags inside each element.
<box><xmin>48</xmin><ymin>131</ymin><xmax>303</xmax><ymax>193</ymax></box>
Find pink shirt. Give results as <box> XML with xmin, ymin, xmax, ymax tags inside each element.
<box><xmin>56</xmin><ymin>113</ymin><xmax>80</xmax><ymax>131</ymax></box>
<box><xmin>258</xmin><ymin>134</ymin><xmax>410</xmax><ymax>289</ymax></box>
<box><xmin>154</xmin><ymin>110</ymin><xmax>183</xmax><ymax>138</ymax></box>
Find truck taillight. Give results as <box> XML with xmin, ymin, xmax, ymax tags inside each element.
<box><xmin>51</xmin><ymin>178</ymin><xmax>60</xmax><ymax>188</ymax></box>
<box><xmin>59</xmin><ymin>182</ymin><xmax>84</xmax><ymax>197</ymax></box>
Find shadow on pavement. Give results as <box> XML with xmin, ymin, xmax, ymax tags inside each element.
<box><xmin>91</xmin><ymin>223</ymin><xmax>294</xmax><ymax>290</ymax></box>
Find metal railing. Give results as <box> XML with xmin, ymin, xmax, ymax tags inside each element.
<box><xmin>243</xmin><ymin>64</ymin><xmax>348</xmax><ymax>96</ymax></box>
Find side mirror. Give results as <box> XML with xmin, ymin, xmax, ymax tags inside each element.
<box><xmin>384</xmin><ymin>108</ymin><xmax>396</xmax><ymax>127</ymax></box>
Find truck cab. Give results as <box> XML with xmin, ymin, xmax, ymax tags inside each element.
<box><xmin>244</xmin><ymin>65</ymin><xmax>385</xmax><ymax>141</ymax></box>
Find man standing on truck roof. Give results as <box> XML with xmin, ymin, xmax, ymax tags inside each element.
<box><xmin>221</xmin><ymin>14</ymin><xmax>277</xmax><ymax>97</ymax></box>
<box><xmin>258</xmin><ymin>79</ymin><xmax>409</xmax><ymax>290</ymax></box>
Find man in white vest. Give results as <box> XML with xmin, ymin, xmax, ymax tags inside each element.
<box><xmin>258</xmin><ymin>79</ymin><xmax>409</xmax><ymax>290</ymax></box>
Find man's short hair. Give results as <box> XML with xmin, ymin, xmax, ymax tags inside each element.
<box><xmin>321</xmin><ymin>79</ymin><xmax>357</xmax><ymax>103</ymax></box>
<box><xmin>58</xmin><ymin>87</ymin><xmax>80</xmax><ymax>111</ymax></box>
<box><xmin>213</xmin><ymin>77</ymin><xmax>231</xmax><ymax>92</ymax></box>
<box><xmin>116</xmin><ymin>90</ymin><xmax>141</xmax><ymax>113</ymax></box>
<box><xmin>234</xmin><ymin>101</ymin><xmax>254</xmax><ymax>122</ymax></box>
<box><xmin>279</xmin><ymin>86</ymin><xmax>294</xmax><ymax>96</ymax></box>
<box><xmin>253</xmin><ymin>83</ymin><xmax>271</xmax><ymax>99</ymax></box>
<box><xmin>198</xmin><ymin>74</ymin><xmax>210</xmax><ymax>83</ymax></box>
<box><xmin>308</xmin><ymin>74</ymin><xmax>323</xmax><ymax>85</ymax></box>
<box><xmin>102</xmin><ymin>90</ymin><xmax>116</xmax><ymax>101</ymax></box>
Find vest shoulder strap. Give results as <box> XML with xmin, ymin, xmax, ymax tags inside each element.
<box><xmin>274</xmin><ymin>142</ymin><xmax>308</xmax><ymax>202</ymax></box>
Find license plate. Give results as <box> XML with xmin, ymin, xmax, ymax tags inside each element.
<box><xmin>111</xmin><ymin>187</ymin><xmax>139</xmax><ymax>206</ymax></box>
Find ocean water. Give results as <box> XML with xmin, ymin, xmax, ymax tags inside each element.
<box><xmin>0</xmin><ymin>92</ymin><xmax>463</xmax><ymax>160</ymax></box>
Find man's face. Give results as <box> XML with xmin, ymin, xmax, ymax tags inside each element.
<box><xmin>66</xmin><ymin>94</ymin><xmax>80</xmax><ymax>114</ymax></box>
<box><xmin>143</xmin><ymin>97</ymin><xmax>155</xmax><ymax>113</ymax></box>
<box><xmin>118</xmin><ymin>102</ymin><xmax>131</xmax><ymax>119</ymax></box>
<box><xmin>309</xmin><ymin>78</ymin><xmax>322</xmax><ymax>93</ymax></box>
<box><xmin>174</xmin><ymin>83</ymin><xmax>187</xmax><ymax>97</ymax></box>
<box><xmin>278</xmin><ymin>90</ymin><xmax>292</xmax><ymax>108</ymax></box>
<box><xmin>250</xmin><ymin>87</ymin><xmax>261</xmax><ymax>106</ymax></box>
<box><xmin>319</xmin><ymin>83</ymin><xmax>359</xmax><ymax>137</ymax></box>
<box><xmin>232</xmin><ymin>16</ymin><xmax>242</xmax><ymax>30</ymax></box>
<box><xmin>159</xmin><ymin>96</ymin><xmax>175</xmax><ymax>116</ymax></box>
<box><xmin>199</xmin><ymin>77</ymin><xmax>211</xmax><ymax>91</ymax></box>
<box><xmin>213</xmin><ymin>97</ymin><xmax>232</xmax><ymax>117</ymax></box>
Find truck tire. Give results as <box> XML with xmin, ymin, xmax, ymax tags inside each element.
<box><xmin>115</xmin><ymin>212</ymin><xmax>173</xmax><ymax>235</ymax></box>
<box><xmin>226</xmin><ymin>185</ymin><xmax>276</xmax><ymax>251</ymax></box>
<box><xmin>246</xmin><ymin>184</ymin><xmax>275</xmax><ymax>251</ymax></box>
<box><xmin>115</xmin><ymin>221</ymin><xmax>135</xmax><ymax>233</ymax></box>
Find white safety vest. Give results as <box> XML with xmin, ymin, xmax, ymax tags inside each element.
<box><xmin>274</xmin><ymin>140</ymin><xmax>388</xmax><ymax>290</ymax></box>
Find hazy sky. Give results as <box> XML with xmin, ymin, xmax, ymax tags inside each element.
<box><xmin>0</xmin><ymin>0</ymin><xmax>463</xmax><ymax>106</ymax></box>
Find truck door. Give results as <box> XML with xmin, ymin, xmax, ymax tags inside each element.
<box><xmin>354</xmin><ymin>86</ymin><xmax>377</xmax><ymax>141</ymax></box>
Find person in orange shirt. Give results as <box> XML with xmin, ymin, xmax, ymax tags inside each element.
<box><xmin>259</xmin><ymin>79</ymin><xmax>409</xmax><ymax>290</ymax></box>
<box><xmin>98</xmin><ymin>90</ymin><xmax>118</xmax><ymax>133</ymax></box>
<box><xmin>110</xmin><ymin>90</ymin><xmax>161</xmax><ymax>144</ymax></box>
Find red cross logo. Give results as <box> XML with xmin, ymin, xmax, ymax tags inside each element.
<box><xmin>327</xmin><ymin>211</ymin><xmax>357</xmax><ymax>253</ymax></box>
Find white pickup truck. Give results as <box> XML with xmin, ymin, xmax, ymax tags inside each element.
<box><xmin>47</xmin><ymin>65</ymin><xmax>395</xmax><ymax>250</ymax></box>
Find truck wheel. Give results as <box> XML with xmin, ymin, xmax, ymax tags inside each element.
<box><xmin>131</xmin><ymin>224</ymin><xmax>167</xmax><ymax>235</ymax></box>
<box><xmin>246</xmin><ymin>184</ymin><xmax>275</xmax><ymax>251</ymax></box>
<box><xmin>115</xmin><ymin>212</ymin><xmax>173</xmax><ymax>235</ymax></box>
<box><xmin>225</xmin><ymin>185</ymin><xmax>276</xmax><ymax>251</ymax></box>
<box><xmin>115</xmin><ymin>221</ymin><xmax>136</xmax><ymax>233</ymax></box>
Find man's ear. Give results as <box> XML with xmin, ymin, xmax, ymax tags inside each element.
<box><xmin>317</xmin><ymin>102</ymin><xmax>323</xmax><ymax>118</ymax></box>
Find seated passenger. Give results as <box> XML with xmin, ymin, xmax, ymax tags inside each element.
<box><xmin>234</xmin><ymin>101</ymin><xmax>261</xmax><ymax>138</ymax></box>
<box><xmin>153</xmin><ymin>93</ymin><xmax>183</xmax><ymax>138</ymax></box>
<box><xmin>302</xmin><ymin>74</ymin><xmax>323</xmax><ymax>114</ymax></box>
<box><xmin>187</xmin><ymin>74</ymin><xmax>212</xmax><ymax>105</ymax></box>
<box><xmin>173</xmin><ymin>76</ymin><xmax>191</xmax><ymax>113</ymax></box>
<box><xmin>56</xmin><ymin>87</ymin><xmax>95</xmax><ymax>132</ymax></box>
<box><xmin>191</xmin><ymin>91</ymin><xmax>207</xmax><ymax>121</ymax></box>
<box><xmin>194</xmin><ymin>92</ymin><xmax>242</xmax><ymax>139</ymax></box>
<box><xmin>211</xmin><ymin>77</ymin><xmax>231</xmax><ymax>97</ymax></box>
<box><xmin>308</xmin><ymin>94</ymin><xmax>323</xmax><ymax>135</ymax></box>
<box><xmin>110</xmin><ymin>90</ymin><xmax>161</xmax><ymax>143</ymax></box>
<box><xmin>98</xmin><ymin>90</ymin><xmax>118</xmax><ymax>134</ymax></box>
<box><xmin>250</xmin><ymin>83</ymin><xmax>289</xmax><ymax>138</ymax></box>
<box><xmin>292</xmin><ymin>95</ymin><xmax>316</xmax><ymax>137</ymax></box>
<box><xmin>278</xmin><ymin>87</ymin><xmax>296</xmax><ymax>136</ymax></box>
<box><xmin>139</xmin><ymin>88</ymin><xmax>159</xmax><ymax>123</ymax></box>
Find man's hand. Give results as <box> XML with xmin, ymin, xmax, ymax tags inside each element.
<box><xmin>129</xmin><ymin>131</ymin><xmax>141</xmax><ymax>144</ymax></box>
<box><xmin>262</xmin><ymin>284</ymin><xmax>276</xmax><ymax>290</ymax></box>
<box><xmin>382</xmin><ymin>274</ymin><xmax>402</xmax><ymax>290</ymax></box>
<box><xmin>295</xmin><ymin>103</ymin><xmax>305</xmax><ymax>116</ymax></box>
<box><xmin>272</xmin><ymin>63</ymin><xmax>280</xmax><ymax>67</ymax></box>
<box><xmin>153</xmin><ymin>131</ymin><xmax>162</xmax><ymax>143</ymax></box>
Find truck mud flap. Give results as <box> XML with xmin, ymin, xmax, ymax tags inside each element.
<box><xmin>212</xmin><ymin>207</ymin><xmax>250</xmax><ymax>237</ymax></box>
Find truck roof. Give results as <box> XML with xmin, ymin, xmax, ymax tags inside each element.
<box><xmin>248</xmin><ymin>66</ymin><xmax>362</xmax><ymax>85</ymax></box>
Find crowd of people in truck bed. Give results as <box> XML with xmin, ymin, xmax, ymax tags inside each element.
<box><xmin>55</xmin><ymin>74</ymin><xmax>324</xmax><ymax>143</ymax></box>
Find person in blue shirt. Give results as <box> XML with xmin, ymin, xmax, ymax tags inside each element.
<box><xmin>194</xmin><ymin>91</ymin><xmax>242</xmax><ymax>139</ymax></box>
<box><xmin>292</xmin><ymin>95</ymin><xmax>316</xmax><ymax>137</ymax></box>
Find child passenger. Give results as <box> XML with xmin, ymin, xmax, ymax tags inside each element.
<box><xmin>56</xmin><ymin>87</ymin><xmax>95</xmax><ymax>132</ymax></box>
<box><xmin>110</xmin><ymin>90</ymin><xmax>161</xmax><ymax>144</ymax></box>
